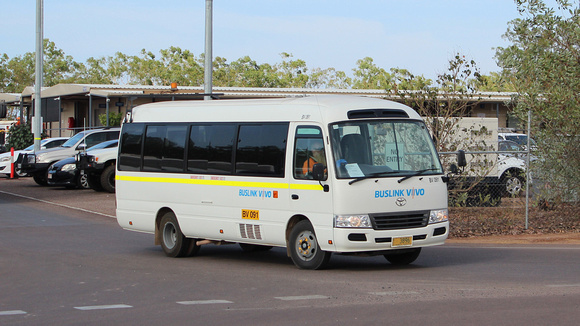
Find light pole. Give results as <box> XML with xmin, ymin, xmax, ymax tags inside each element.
<box><xmin>204</xmin><ymin>0</ymin><xmax>213</xmax><ymax>101</ymax></box>
<box><xmin>33</xmin><ymin>0</ymin><xmax>43</xmax><ymax>151</ymax></box>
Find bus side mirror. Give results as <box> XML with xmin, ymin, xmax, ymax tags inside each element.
<box><xmin>312</xmin><ymin>163</ymin><xmax>325</xmax><ymax>181</ymax></box>
<box><xmin>457</xmin><ymin>150</ymin><xmax>467</xmax><ymax>168</ymax></box>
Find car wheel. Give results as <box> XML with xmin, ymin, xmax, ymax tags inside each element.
<box><xmin>289</xmin><ymin>220</ymin><xmax>331</xmax><ymax>270</ymax></box>
<box><xmin>33</xmin><ymin>172</ymin><xmax>48</xmax><ymax>186</ymax></box>
<box><xmin>503</xmin><ymin>171</ymin><xmax>524</xmax><ymax>196</ymax></box>
<box><xmin>78</xmin><ymin>173</ymin><xmax>91</xmax><ymax>189</ymax></box>
<box><xmin>100</xmin><ymin>165</ymin><xmax>116</xmax><ymax>193</ymax></box>
<box><xmin>15</xmin><ymin>169</ymin><xmax>28</xmax><ymax>177</ymax></box>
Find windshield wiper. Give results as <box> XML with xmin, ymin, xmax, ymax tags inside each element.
<box><xmin>348</xmin><ymin>171</ymin><xmax>398</xmax><ymax>185</ymax></box>
<box><xmin>397</xmin><ymin>168</ymin><xmax>439</xmax><ymax>184</ymax></box>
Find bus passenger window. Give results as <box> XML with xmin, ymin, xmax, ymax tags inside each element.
<box><xmin>188</xmin><ymin>124</ymin><xmax>236</xmax><ymax>174</ymax></box>
<box><xmin>118</xmin><ymin>124</ymin><xmax>144</xmax><ymax>171</ymax></box>
<box><xmin>235</xmin><ymin>123</ymin><xmax>288</xmax><ymax>177</ymax></box>
<box><xmin>143</xmin><ymin>126</ymin><xmax>166</xmax><ymax>172</ymax></box>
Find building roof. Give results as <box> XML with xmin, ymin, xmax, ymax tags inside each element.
<box><xmin>14</xmin><ymin>83</ymin><xmax>516</xmax><ymax>103</ymax></box>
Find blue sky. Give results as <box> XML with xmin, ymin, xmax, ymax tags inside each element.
<box><xmin>1</xmin><ymin>0</ymin><xmax>535</xmax><ymax>80</ymax></box>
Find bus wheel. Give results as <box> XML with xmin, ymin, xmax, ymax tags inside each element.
<box><xmin>289</xmin><ymin>220</ymin><xmax>330</xmax><ymax>270</ymax></box>
<box><xmin>384</xmin><ymin>248</ymin><xmax>421</xmax><ymax>265</ymax></box>
<box><xmin>160</xmin><ymin>212</ymin><xmax>191</xmax><ymax>258</ymax></box>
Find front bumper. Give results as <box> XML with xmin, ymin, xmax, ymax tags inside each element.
<box><xmin>331</xmin><ymin>221</ymin><xmax>449</xmax><ymax>253</ymax></box>
<box><xmin>46</xmin><ymin>169</ymin><xmax>78</xmax><ymax>186</ymax></box>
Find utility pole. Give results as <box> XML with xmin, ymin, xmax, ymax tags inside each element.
<box><xmin>33</xmin><ymin>0</ymin><xmax>43</xmax><ymax>151</ymax></box>
<box><xmin>204</xmin><ymin>0</ymin><xmax>213</xmax><ymax>101</ymax></box>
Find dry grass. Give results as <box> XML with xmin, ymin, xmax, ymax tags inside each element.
<box><xmin>449</xmin><ymin>203</ymin><xmax>580</xmax><ymax>238</ymax></box>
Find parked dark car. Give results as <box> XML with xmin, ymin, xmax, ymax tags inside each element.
<box><xmin>46</xmin><ymin>139</ymin><xmax>118</xmax><ymax>189</ymax></box>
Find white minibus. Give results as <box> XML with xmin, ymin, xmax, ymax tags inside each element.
<box><xmin>116</xmin><ymin>95</ymin><xmax>449</xmax><ymax>269</ymax></box>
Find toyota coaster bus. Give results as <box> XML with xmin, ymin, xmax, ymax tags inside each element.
<box><xmin>116</xmin><ymin>95</ymin><xmax>449</xmax><ymax>269</ymax></box>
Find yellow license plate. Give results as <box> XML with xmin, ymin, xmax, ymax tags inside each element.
<box><xmin>241</xmin><ymin>209</ymin><xmax>259</xmax><ymax>220</ymax></box>
<box><xmin>392</xmin><ymin>236</ymin><xmax>413</xmax><ymax>247</ymax></box>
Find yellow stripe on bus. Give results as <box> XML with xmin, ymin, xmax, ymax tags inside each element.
<box><xmin>116</xmin><ymin>174</ymin><xmax>323</xmax><ymax>190</ymax></box>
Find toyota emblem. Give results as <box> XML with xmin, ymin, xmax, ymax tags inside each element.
<box><xmin>395</xmin><ymin>197</ymin><xmax>407</xmax><ymax>207</ymax></box>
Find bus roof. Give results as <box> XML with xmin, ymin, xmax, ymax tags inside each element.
<box><xmin>128</xmin><ymin>95</ymin><xmax>422</xmax><ymax>124</ymax></box>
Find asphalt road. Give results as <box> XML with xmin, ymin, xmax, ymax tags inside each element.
<box><xmin>1</xmin><ymin>177</ymin><xmax>579</xmax><ymax>325</ymax></box>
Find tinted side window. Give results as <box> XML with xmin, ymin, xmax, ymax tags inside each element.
<box><xmin>188</xmin><ymin>124</ymin><xmax>235</xmax><ymax>174</ymax></box>
<box><xmin>236</xmin><ymin>123</ymin><xmax>288</xmax><ymax>177</ymax></box>
<box><xmin>45</xmin><ymin>139</ymin><xmax>66</xmax><ymax>148</ymax></box>
<box><xmin>119</xmin><ymin>124</ymin><xmax>144</xmax><ymax>171</ymax></box>
<box><xmin>143</xmin><ymin>126</ymin><xmax>166</xmax><ymax>172</ymax></box>
<box><xmin>107</xmin><ymin>130</ymin><xmax>120</xmax><ymax>140</ymax></box>
<box><xmin>162</xmin><ymin>125</ymin><xmax>188</xmax><ymax>172</ymax></box>
<box><xmin>83</xmin><ymin>132</ymin><xmax>108</xmax><ymax>149</ymax></box>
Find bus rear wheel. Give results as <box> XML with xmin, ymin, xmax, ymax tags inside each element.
<box><xmin>384</xmin><ymin>248</ymin><xmax>421</xmax><ymax>265</ymax></box>
<box><xmin>160</xmin><ymin>212</ymin><xmax>191</xmax><ymax>258</ymax></box>
<box><xmin>289</xmin><ymin>220</ymin><xmax>330</xmax><ymax>270</ymax></box>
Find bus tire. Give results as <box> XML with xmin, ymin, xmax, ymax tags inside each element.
<box><xmin>384</xmin><ymin>248</ymin><xmax>421</xmax><ymax>265</ymax></box>
<box><xmin>160</xmin><ymin>212</ymin><xmax>191</xmax><ymax>258</ymax></box>
<box><xmin>100</xmin><ymin>164</ymin><xmax>116</xmax><ymax>193</ymax></box>
<box><xmin>289</xmin><ymin>220</ymin><xmax>330</xmax><ymax>270</ymax></box>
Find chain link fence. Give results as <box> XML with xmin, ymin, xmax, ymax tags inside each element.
<box><xmin>440</xmin><ymin>138</ymin><xmax>580</xmax><ymax>235</ymax></box>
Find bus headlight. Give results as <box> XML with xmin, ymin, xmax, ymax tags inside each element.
<box><xmin>334</xmin><ymin>214</ymin><xmax>372</xmax><ymax>228</ymax></box>
<box><xmin>429</xmin><ymin>209</ymin><xmax>448</xmax><ymax>224</ymax></box>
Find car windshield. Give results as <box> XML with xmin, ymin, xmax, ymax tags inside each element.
<box><xmin>505</xmin><ymin>135</ymin><xmax>536</xmax><ymax>147</ymax></box>
<box><xmin>330</xmin><ymin>120</ymin><xmax>443</xmax><ymax>179</ymax></box>
<box><xmin>60</xmin><ymin>132</ymin><xmax>86</xmax><ymax>148</ymax></box>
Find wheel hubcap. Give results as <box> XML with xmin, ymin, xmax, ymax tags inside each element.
<box><xmin>506</xmin><ymin>177</ymin><xmax>522</xmax><ymax>195</ymax></box>
<box><xmin>296</xmin><ymin>231</ymin><xmax>317</xmax><ymax>261</ymax></box>
<box><xmin>163</xmin><ymin>222</ymin><xmax>177</xmax><ymax>249</ymax></box>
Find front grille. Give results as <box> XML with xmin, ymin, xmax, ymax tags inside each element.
<box><xmin>369</xmin><ymin>211</ymin><xmax>429</xmax><ymax>230</ymax></box>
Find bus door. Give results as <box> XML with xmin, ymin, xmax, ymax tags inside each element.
<box><xmin>289</xmin><ymin>125</ymin><xmax>334</xmax><ymax>238</ymax></box>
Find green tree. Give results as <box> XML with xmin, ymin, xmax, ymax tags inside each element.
<box><xmin>352</xmin><ymin>57</ymin><xmax>393</xmax><ymax>89</ymax></box>
<box><xmin>395</xmin><ymin>53</ymin><xmax>485</xmax><ymax>152</ymax></box>
<box><xmin>0</xmin><ymin>39</ymin><xmax>83</xmax><ymax>92</ymax></box>
<box><xmin>495</xmin><ymin>0</ymin><xmax>580</xmax><ymax>205</ymax></box>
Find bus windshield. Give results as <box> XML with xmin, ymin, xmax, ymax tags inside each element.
<box><xmin>330</xmin><ymin>120</ymin><xmax>443</xmax><ymax>179</ymax></box>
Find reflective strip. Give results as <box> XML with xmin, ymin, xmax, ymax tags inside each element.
<box><xmin>117</xmin><ymin>174</ymin><xmax>322</xmax><ymax>190</ymax></box>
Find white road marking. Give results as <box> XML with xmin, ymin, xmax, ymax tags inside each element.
<box><xmin>546</xmin><ymin>283</ymin><xmax>580</xmax><ymax>288</ymax></box>
<box><xmin>177</xmin><ymin>300</ymin><xmax>233</xmax><ymax>305</ymax></box>
<box><xmin>74</xmin><ymin>304</ymin><xmax>132</xmax><ymax>311</ymax></box>
<box><xmin>369</xmin><ymin>291</ymin><xmax>419</xmax><ymax>296</ymax></box>
<box><xmin>274</xmin><ymin>295</ymin><xmax>330</xmax><ymax>301</ymax></box>
<box><xmin>0</xmin><ymin>310</ymin><xmax>26</xmax><ymax>316</ymax></box>
<box><xmin>0</xmin><ymin>190</ymin><xmax>116</xmax><ymax>218</ymax></box>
